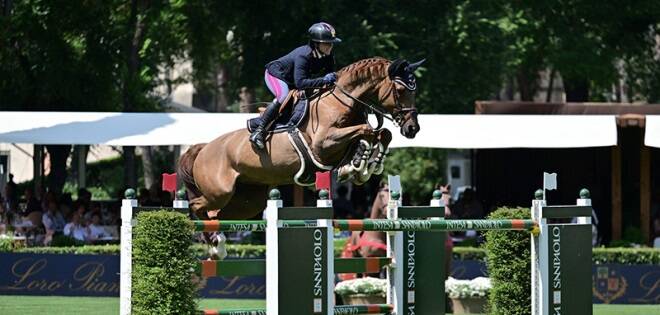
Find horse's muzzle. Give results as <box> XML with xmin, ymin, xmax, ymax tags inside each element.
<box><xmin>400</xmin><ymin>112</ymin><xmax>420</xmax><ymax>138</ymax></box>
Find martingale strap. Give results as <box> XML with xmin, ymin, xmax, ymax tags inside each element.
<box><xmin>287</xmin><ymin>128</ymin><xmax>333</xmax><ymax>186</ymax></box>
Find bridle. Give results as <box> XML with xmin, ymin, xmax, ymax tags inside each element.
<box><xmin>333</xmin><ymin>76</ymin><xmax>417</xmax><ymax>129</ymax></box>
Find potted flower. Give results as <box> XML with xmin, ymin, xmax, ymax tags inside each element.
<box><xmin>445</xmin><ymin>277</ymin><xmax>491</xmax><ymax>314</ymax></box>
<box><xmin>334</xmin><ymin>277</ymin><xmax>387</xmax><ymax>305</ymax></box>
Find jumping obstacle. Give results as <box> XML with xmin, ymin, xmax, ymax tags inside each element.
<box><xmin>120</xmin><ymin>175</ymin><xmax>593</xmax><ymax>315</ymax></box>
<box><xmin>120</xmin><ymin>186</ymin><xmax>446</xmax><ymax>315</ymax></box>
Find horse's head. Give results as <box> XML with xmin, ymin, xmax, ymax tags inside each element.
<box><xmin>380</xmin><ymin>58</ymin><xmax>424</xmax><ymax>138</ymax></box>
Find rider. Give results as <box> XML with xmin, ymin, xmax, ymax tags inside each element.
<box><xmin>249</xmin><ymin>22</ymin><xmax>341</xmax><ymax>150</ymax></box>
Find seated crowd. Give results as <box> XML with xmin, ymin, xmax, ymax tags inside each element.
<box><xmin>0</xmin><ymin>182</ymin><xmax>172</xmax><ymax>246</ymax></box>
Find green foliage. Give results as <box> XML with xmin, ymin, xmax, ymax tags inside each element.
<box><xmin>0</xmin><ymin>237</ymin><xmax>14</xmax><ymax>252</ymax></box>
<box><xmin>132</xmin><ymin>211</ymin><xmax>197</xmax><ymax>315</ymax></box>
<box><xmin>50</xmin><ymin>235</ymin><xmax>84</xmax><ymax>247</ymax></box>
<box><xmin>483</xmin><ymin>207</ymin><xmax>531</xmax><ymax>315</ymax></box>
<box><xmin>622</xmin><ymin>226</ymin><xmax>645</xmax><ymax>245</ymax></box>
<box><xmin>384</xmin><ymin>148</ymin><xmax>446</xmax><ymax>205</ymax></box>
<box><xmin>17</xmin><ymin>244</ymin><xmax>119</xmax><ymax>255</ymax></box>
<box><xmin>593</xmin><ymin>247</ymin><xmax>660</xmax><ymax>265</ymax></box>
<box><xmin>452</xmin><ymin>247</ymin><xmax>487</xmax><ymax>262</ymax></box>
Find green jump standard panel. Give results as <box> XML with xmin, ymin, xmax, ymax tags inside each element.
<box><xmin>399</xmin><ymin>206</ymin><xmax>446</xmax><ymax>315</ymax></box>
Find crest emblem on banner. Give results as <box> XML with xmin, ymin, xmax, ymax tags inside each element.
<box><xmin>593</xmin><ymin>266</ymin><xmax>627</xmax><ymax>303</ymax></box>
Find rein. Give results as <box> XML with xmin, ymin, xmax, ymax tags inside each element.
<box><xmin>333</xmin><ymin>80</ymin><xmax>416</xmax><ymax>129</ymax></box>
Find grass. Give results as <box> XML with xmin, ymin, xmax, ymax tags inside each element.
<box><xmin>0</xmin><ymin>295</ymin><xmax>658</xmax><ymax>315</ymax></box>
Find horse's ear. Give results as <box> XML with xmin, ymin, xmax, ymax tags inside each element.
<box><xmin>405</xmin><ymin>58</ymin><xmax>426</xmax><ymax>72</ymax></box>
<box><xmin>388</xmin><ymin>59</ymin><xmax>408</xmax><ymax>78</ymax></box>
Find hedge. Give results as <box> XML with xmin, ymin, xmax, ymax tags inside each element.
<box><xmin>5</xmin><ymin>239</ymin><xmax>659</xmax><ymax>265</ymax></box>
<box><xmin>483</xmin><ymin>207</ymin><xmax>532</xmax><ymax>315</ymax></box>
<box><xmin>131</xmin><ymin>210</ymin><xmax>197</xmax><ymax>315</ymax></box>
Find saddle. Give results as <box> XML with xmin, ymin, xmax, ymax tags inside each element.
<box><xmin>246</xmin><ymin>90</ymin><xmax>308</xmax><ymax>134</ymax></box>
<box><xmin>246</xmin><ymin>89</ymin><xmax>334</xmax><ymax>186</ymax></box>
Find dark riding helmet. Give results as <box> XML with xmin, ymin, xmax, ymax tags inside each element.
<box><xmin>308</xmin><ymin>22</ymin><xmax>341</xmax><ymax>43</ymax></box>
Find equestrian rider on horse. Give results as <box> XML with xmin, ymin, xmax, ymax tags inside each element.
<box><xmin>249</xmin><ymin>22</ymin><xmax>341</xmax><ymax>150</ymax></box>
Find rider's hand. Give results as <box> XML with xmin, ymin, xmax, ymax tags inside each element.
<box><xmin>323</xmin><ymin>72</ymin><xmax>337</xmax><ymax>84</ymax></box>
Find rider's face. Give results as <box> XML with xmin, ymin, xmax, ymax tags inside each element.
<box><xmin>318</xmin><ymin>43</ymin><xmax>333</xmax><ymax>55</ymax></box>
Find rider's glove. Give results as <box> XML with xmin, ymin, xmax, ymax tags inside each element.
<box><xmin>323</xmin><ymin>72</ymin><xmax>337</xmax><ymax>84</ymax></box>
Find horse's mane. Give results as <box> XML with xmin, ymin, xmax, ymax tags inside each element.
<box><xmin>337</xmin><ymin>57</ymin><xmax>391</xmax><ymax>89</ymax></box>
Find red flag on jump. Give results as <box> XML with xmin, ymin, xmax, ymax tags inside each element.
<box><xmin>162</xmin><ymin>173</ymin><xmax>177</xmax><ymax>193</ymax></box>
<box><xmin>315</xmin><ymin>171</ymin><xmax>332</xmax><ymax>197</ymax></box>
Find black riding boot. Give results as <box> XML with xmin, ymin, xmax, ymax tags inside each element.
<box><xmin>249</xmin><ymin>101</ymin><xmax>281</xmax><ymax>150</ymax></box>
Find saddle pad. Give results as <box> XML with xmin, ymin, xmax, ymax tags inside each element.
<box><xmin>246</xmin><ymin>99</ymin><xmax>309</xmax><ymax>133</ymax></box>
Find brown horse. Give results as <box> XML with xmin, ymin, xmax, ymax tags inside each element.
<box><xmin>178</xmin><ymin>57</ymin><xmax>423</xmax><ymax>221</ymax></box>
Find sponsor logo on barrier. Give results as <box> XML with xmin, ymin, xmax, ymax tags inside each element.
<box><xmin>552</xmin><ymin>226</ymin><xmax>561</xmax><ymax>314</ymax></box>
<box><xmin>313</xmin><ymin>229</ymin><xmax>323</xmax><ymax>313</ymax></box>
<box><xmin>228</xmin><ymin>223</ymin><xmax>266</xmax><ymax>232</ymax></box>
<box><xmin>406</xmin><ymin>230</ymin><xmax>416</xmax><ymax>312</ymax></box>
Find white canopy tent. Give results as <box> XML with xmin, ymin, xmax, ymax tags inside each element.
<box><xmin>0</xmin><ymin>112</ymin><xmax>618</xmax><ymax>148</ymax></box>
<box><xmin>643</xmin><ymin>115</ymin><xmax>660</xmax><ymax>148</ymax></box>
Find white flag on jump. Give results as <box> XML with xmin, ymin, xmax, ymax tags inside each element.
<box><xmin>543</xmin><ymin>172</ymin><xmax>557</xmax><ymax>191</ymax></box>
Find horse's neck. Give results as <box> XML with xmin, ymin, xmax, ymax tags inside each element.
<box><xmin>328</xmin><ymin>80</ymin><xmax>382</xmax><ymax>124</ymax></box>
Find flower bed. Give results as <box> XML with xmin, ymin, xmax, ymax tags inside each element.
<box><xmin>334</xmin><ymin>277</ymin><xmax>387</xmax><ymax>305</ymax></box>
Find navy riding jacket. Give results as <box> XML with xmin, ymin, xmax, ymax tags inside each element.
<box><xmin>265</xmin><ymin>45</ymin><xmax>335</xmax><ymax>89</ymax></box>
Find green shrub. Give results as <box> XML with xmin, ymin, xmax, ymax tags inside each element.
<box><xmin>452</xmin><ymin>246</ymin><xmax>487</xmax><ymax>261</ymax></box>
<box><xmin>17</xmin><ymin>244</ymin><xmax>119</xmax><ymax>255</ymax></box>
<box><xmin>132</xmin><ymin>211</ymin><xmax>197</xmax><ymax>315</ymax></box>
<box><xmin>50</xmin><ymin>234</ymin><xmax>85</xmax><ymax>247</ymax></box>
<box><xmin>483</xmin><ymin>207</ymin><xmax>531</xmax><ymax>315</ymax></box>
<box><xmin>0</xmin><ymin>237</ymin><xmax>13</xmax><ymax>252</ymax></box>
<box><xmin>593</xmin><ymin>247</ymin><xmax>660</xmax><ymax>265</ymax></box>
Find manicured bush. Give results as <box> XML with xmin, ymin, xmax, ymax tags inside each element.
<box><xmin>0</xmin><ymin>237</ymin><xmax>13</xmax><ymax>252</ymax></box>
<box><xmin>482</xmin><ymin>207</ymin><xmax>531</xmax><ymax>315</ymax></box>
<box><xmin>593</xmin><ymin>247</ymin><xmax>660</xmax><ymax>265</ymax></box>
<box><xmin>132</xmin><ymin>210</ymin><xmax>197</xmax><ymax>315</ymax></box>
<box><xmin>50</xmin><ymin>234</ymin><xmax>84</xmax><ymax>247</ymax></box>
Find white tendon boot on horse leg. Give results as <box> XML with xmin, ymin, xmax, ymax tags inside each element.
<box><xmin>208</xmin><ymin>232</ymin><xmax>228</xmax><ymax>260</ymax></box>
<box><xmin>349</xmin><ymin>140</ymin><xmax>372</xmax><ymax>174</ymax></box>
<box><xmin>372</xmin><ymin>144</ymin><xmax>389</xmax><ymax>175</ymax></box>
<box><xmin>337</xmin><ymin>164</ymin><xmax>355</xmax><ymax>183</ymax></box>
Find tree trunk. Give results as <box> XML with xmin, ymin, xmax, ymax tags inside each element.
<box><xmin>546</xmin><ymin>68</ymin><xmax>556</xmax><ymax>103</ymax></box>
<box><xmin>215</xmin><ymin>65</ymin><xmax>230</xmax><ymax>112</ymax></box>
<box><xmin>123</xmin><ymin>146</ymin><xmax>137</xmax><ymax>189</ymax></box>
<box><xmin>140</xmin><ymin>146</ymin><xmax>155</xmax><ymax>190</ymax></box>
<box><xmin>121</xmin><ymin>0</ymin><xmax>146</xmax><ymax>189</ymax></box>
<box><xmin>564</xmin><ymin>78</ymin><xmax>589</xmax><ymax>102</ymax></box>
<box><xmin>516</xmin><ymin>68</ymin><xmax>539</xmax><ymax>102</ymax></box>
<box><xmin>45</xmin><ymin>145</ymin><xmax>71</xmax><ymax>194</ymax></box>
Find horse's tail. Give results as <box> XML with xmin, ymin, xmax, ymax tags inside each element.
<box><xmin>177</xmin><ymin>143</ymin><xmax>206</xmax><ymax>200</ymax></box>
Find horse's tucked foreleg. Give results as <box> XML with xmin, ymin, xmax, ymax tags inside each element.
<box><xmin>352</xmin><ymin>129</ymin><xmax>393</xmax><ymax>184</ymax></box>
<box><xmin>370</xmin><ymin>129</ymin><xmax>393</xmax><ymax>176</ymax></box>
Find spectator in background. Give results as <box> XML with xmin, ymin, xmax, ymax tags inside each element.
<box><xmin>77</xmin><ymin>188</ymin><xmax>92</xmax><ymax>208</ymax></box>
<box><xmin>85</xmin><ymin>202</ymin><xmax>102</xmax><ymax>223</ymax></box>
<box><xmin>0</xmin><ymin>195</ymin><xmax>7</xmax><ymax>234</ymax></box>
<box><xmin>23</xmin><ymin>187</ymin><xmax>42</xmax><ymax>216</ymax></box>
<box><xmin>653</xmin><ymin>213</ymin><xmax>660</xmax><ymax>248</ymax></box>
<box><xmin>333</xmin><ymin>185</ymin><xmax>354</xmax><ymax>219</ymax></box>
<box><xmin>59</xmin><ymin>193</ymin><xmax>73</xmax><ymax>220</ymax></box>
<box><xmin>41</xmin><ymin>191</ymin><xmax>58</xmax><ymax>215</ymax></box>
<box><xmin>42</xmin><ymin>200</ymin><xmax>66</xmax><ymax>245</ymax></box>
<box><xmin>138</xmin><ymin>188</ymin><xmax>154</xmax><ymax>206</ymax></box>
<box><xmin>74</xmin><ymin>203</ymin><xmax>88</xmax><ymax>225</ymax></box>
<box><xmin>451</xmin><ymin>188</ymin><xmax>484</xmax><ymax>219</ymax></box>
<box><xmin>159</xmin><ymin>190</ymin><xmax>173</xmax><ymax>207</ymax></box>
<box><xmin>63</xmin><ymin>212</ymin><xmax>89</xmax><ymax>242</ymax></box>
<box><xmin>87</xmin><ymin>213</ymin><xmax>106</xmax><ymax>241</ymax></box>
<box><xmin>5</xmin><ymin>173</ymin><xmax>17</xmax><ymax>209</ymax></box>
